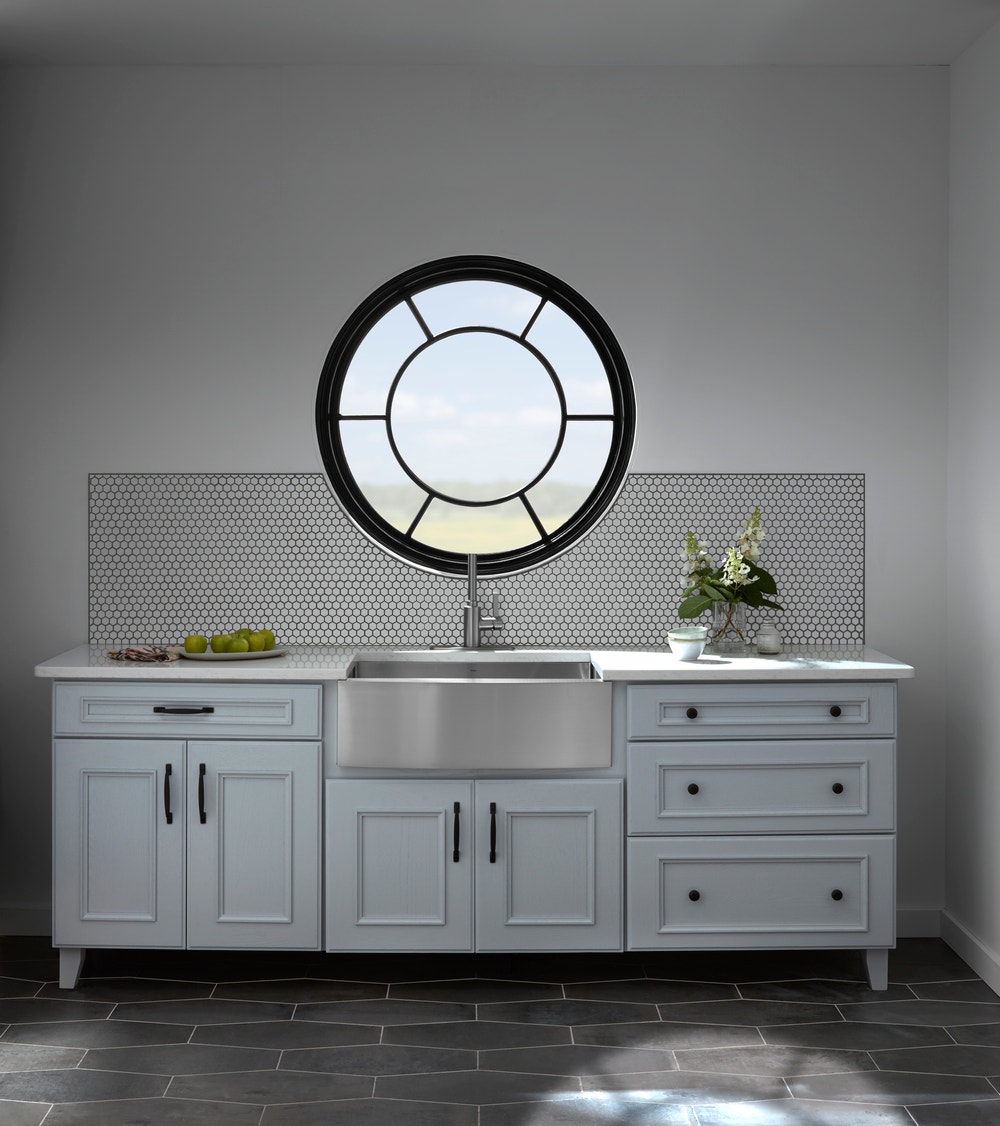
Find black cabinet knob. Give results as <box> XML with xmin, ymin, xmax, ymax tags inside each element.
<box><xmin>687</xmin><ymin>783</ymin><xmax>700</xmax><ymax>795</ymax></box>
<box><xmin>832</xmin><ymin>782</ymin><xmax>844</xmax><ymax>794</ymax></box>
<box><xmin>688</xmin><ymin>890</ymin><xmax>701</xmax><ymax>902</ymax></box>
<box><xmin>686</xmin><ymin>707</ymin><xmax>699</xmax><ymax>720</ymax></box>
<box><xmin>831</xmin><ymin>888</ymin><xmax>844</xmax><ymax>901</ymax></box>
<box><xmin>829</xmin><ymin>705</ymin><xmax>842</xmax><ymax>718</ymax></box>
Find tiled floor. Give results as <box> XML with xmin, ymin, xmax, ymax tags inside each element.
<box><xmin>2</xmin><ymin>938</ymin><xmax>1000</xmax><ymax>1124</ymax></box>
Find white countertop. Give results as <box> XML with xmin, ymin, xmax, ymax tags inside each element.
<box><xmin>35</xmin><ymin>644</ymin><xmax>915</xmax><ymax>682</ymax></box>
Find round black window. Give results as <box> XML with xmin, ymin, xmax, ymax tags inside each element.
<box><xmin>316</xmin><ymin>256</ymin><xmax>635</xmax><ymax>577</ymax></box>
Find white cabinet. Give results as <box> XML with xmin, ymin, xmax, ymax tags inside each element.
<box><xmin>625</xmin><ymin>681</ymin><xmax>897</xmax><ymax>990</ymax></box>
<box><xmin>325</xmin><ymin>779</ymin><xmax>622</xmax><ymax>953</ymax></box>
<box><xmin>52</xmin><ymin>683</ymin><xmax>322</xmax><ymax>988</ymax></box>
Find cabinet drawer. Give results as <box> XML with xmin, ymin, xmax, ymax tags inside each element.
<box><xmin>627</xmin><ymin>741</ymin><xmax>895</xmax><ymax>834</ymax></box>
<box><xmin>627</xmin><ymin>835</ymin><xmax>894</xmax><ymax>949</ymax></box>
<box><xmin>54</xmin><ymin>682</ymin><xmax>321</xmax><ymax>739</ymax></box>
<box><xmin>627</xmin><ymin>682</ymin><xmax>896</xmax><ymax>740</ymax></box>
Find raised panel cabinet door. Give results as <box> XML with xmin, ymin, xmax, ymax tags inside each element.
<box><xmin>53</xmin><ymin>739</ymin><xmax>185</xmax><ymax>948</ymax></box>
<box><xmin>325</xmin><ymin>780</ymin><xmax>474</xmax><ymax>951</ymax></box>
<box><xmin>186</xmin><ymin>741</ymin><xmax>321</xmax><ymax>949</ymax></box>
<box><xmin>475</xmin><ymin>780</ymin><xmax>623</xmax><ymax>952</ymax></box>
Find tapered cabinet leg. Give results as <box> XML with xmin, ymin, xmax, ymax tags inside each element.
<box><xmin>58</xmin><ymin>947</ymin><xmax>84</xmax><ymax>990</ymax></box>
<box><xmin>865</xmin><ymin>947</ymin><xmax>889</xmax><ymax>991</ymax></box>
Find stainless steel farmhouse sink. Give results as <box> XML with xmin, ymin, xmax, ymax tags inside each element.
<box><xmin>349</xmin><ymin>656</ymin><xmax>595</xmax><ymax>681</ymax></box>
<box><xmin>337</xmin><ymin>652</ymin><xmax>612</xmax><ymax>770</ymax></box>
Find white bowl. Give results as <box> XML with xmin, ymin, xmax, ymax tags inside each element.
<box><xmin>667</xmin><ymin>633</ymin><xmax>706</xmax><ymax>661</ymax></box>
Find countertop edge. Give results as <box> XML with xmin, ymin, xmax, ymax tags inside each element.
<box><xmin>34</xmin><ymin>645</ymin><xmax>915</xmax><ymax>682</ymax></box>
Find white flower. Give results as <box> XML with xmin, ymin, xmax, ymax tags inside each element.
<box><xmin>722</xmin><ymin>547</ymin><xmax>757</xmax><ymax>588</ymax></box>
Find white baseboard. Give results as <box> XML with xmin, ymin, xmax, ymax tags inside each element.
<box><xmin>896</xmin><ymin>908</ymin><xmax>942</xmax><ymax>938</ymax></box>
<box><xmin>0</xmin><ymin>906</ymin><xmax>52</xmax><ymax>936</ymax></box>
<box><xmin>941</xmin><ymin>911</ymin><xmax>1000</xmax><ymax>994</ymax></box>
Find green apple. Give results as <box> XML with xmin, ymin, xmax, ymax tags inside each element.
<box><xmin>236</xmin><ymin>628</ymin><xmax>252</xmax><ymax>640</ymax></box>
<box><xmin>184</xmin><ymin>634</ymin><xmax>209</xmax><ymax>654</ymax></box>
<box><xmin>226</xmin><ymin>637</ymin><xmax>250</xmax><ymax>653</ymax></box>
<box><xmin>248</xmin><ymin>631</ymin><xmax>266</xmax><ymax>652</ymax></box>
<box><xmin>210</xmin><ymin>633</ymin><xmax>233</xmax><ymax>653</ymax></box>
<box><xmin>259</xmin><ymin>629</ymin><xmax>276</xmax><ymax>650</ymax></box>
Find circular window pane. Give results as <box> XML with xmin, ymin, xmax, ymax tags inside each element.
<box><xmin>316</xmin><ymin>256</ymin><xmax>635</xmax><ymax>577</ymax></box>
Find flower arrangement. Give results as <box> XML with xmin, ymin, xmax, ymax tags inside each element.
<box><xmin>678</xmin><ymin>507</ymin><xmax>781</xmax><ymax>645</ymax></box>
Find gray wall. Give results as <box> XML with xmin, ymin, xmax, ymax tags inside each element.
<box><xmin>947</xmin><ymin>22</ymin><xmax>1000</xmax><ymax>984</ymax></box>
<box><xmin>0</xmin><ymin>64</ymin><xmax>947</xmax><ymax>933</ymax></box>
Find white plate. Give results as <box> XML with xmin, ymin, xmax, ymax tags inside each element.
<box><xmin>179</xmin><ymin>648</ymin><xmax>287</xmax><ymax>661</ymax></box>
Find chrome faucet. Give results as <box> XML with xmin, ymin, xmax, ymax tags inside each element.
<box><xmin>462</xmin><ymin>554</ymin><xmax>504</xmax><ymax>648</ymax></box>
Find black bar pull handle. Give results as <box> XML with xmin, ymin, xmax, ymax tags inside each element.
<box><xmin>153</xmin><ymin>705</ymin><xmax>215</xmax><ymax>715</ymax></box>
<box><xmin>453</xmin><ymin>801</ymin><xmax>461</xmax><ymax>862</ymax></box>
<box><xmin>163</xmin><ymin>763</ymin><xmax>173</xmax><ymax>825</ymax></box>
<box><xmin>198</xmin><ymin>763</ymin><xmax>207</xmax><ymax>824</ymax></box>
<box><xmin>489</xmin><ymin>801</ymin><xmax>497</xmax><ymax>863</ymax></box>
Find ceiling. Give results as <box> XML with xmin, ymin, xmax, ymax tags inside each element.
<box><xmin>1</xmin><ymin>0</ymin><xmax>999</xmax><ymax>67</ymax></box>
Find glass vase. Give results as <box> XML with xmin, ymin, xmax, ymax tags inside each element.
<box><xmin>710</xmin><ymin>600</ymin><xmax>748</xmax><ymax>654</ymax></box>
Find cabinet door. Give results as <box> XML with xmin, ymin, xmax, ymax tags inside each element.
<box><xmin>53</xmin><ymin>739</ymin><xmax>185</xmax><ymax>948</ymax></box>
<box><xmin>186</xmin><ymin>741</ymin><xmax>320</xmax><ymax>949</ymax></box>
<box><xmin>476</xmin><ymin>780</ymin><xmax>623</xmax><ymax>952</ymax></box>
<box><xmin>325</xmin><ymin>780</ymin><xmax>473</xmax><ymax>951</ymax></box>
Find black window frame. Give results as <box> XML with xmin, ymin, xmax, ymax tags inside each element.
<box><xmin>315</xmin><ymin>255</ymin><xmax>635</xmax><ymax>577</ymax></box>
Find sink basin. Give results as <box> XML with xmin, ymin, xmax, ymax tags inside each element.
<box><xmin>349</xmin><ymin>657</ymin><xmax>594</xmax><ymax>681</ymax></box>
<box><xmin>338</xmin><ymin>652</ymin><xmax>611</xmax><ymax>770</ymax></box>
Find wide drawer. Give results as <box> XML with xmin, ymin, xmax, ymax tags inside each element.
<box><xmin>627</xmin><ymin>741</ymin><xmax>895</xmax><ymax>834</ymax></box>
<box><xmin>627</xmin><ymin>834</ymin><xmax>894</xmax><ymax>949</ymax></box>
<box><xmin>627</xmin><ymin>681</ymin><xmax>896</xmax><ymax>740</ymax></box>
<box><xmin>54</xmin><ymin>682</ymin><xmax>322</xmax><ymax>739</ymax></box>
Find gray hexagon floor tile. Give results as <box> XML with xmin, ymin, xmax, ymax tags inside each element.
<box><xmin>0</xmin><ymin>1066</ymin><xmax>168</xmax><ymax>1103</ymax></box>
<box><xmin>478</xmin><ymin>998</ymin><xmax>659</xmax><ymax>1026</ymax></box>
<box><xmin>213</xmin><ymin>978</ymin><xmax>387</xmax><ymax>1004</ymax></box>
<box><xmin>909</xmin><ymin>1099</ymin><xmax>1000</xmax><ymax>1125</ymax></box>
<box><xmin>480</xmin><ymin>1096</ymin><xmax>698</xmax><ymax>1124</ymax></box>
<box><xmin>383</xmin><ymin>1019</ymin><xmax>572</xmax><ymax>1051</ymax></box>
<box><xmin>949</xmin><ymin>1022</ymin><xmax>1000</xmax><ymax>1047</ymax></box>
<box><xmin>80</xmin><ymin>1041</ymin><xmax>281</xmax><ymax>1075</ymax></box>
<box><xmin>0</xmin><ymin>998</ymin><xmax>114</xmax><ymax>1024</ymax></box>
<box><xmin>38</xmin><ymin>978</ymin><xmax>214</xmax><ymax>1003</ymax></box>
<box><xmin>375</xmin><ymin>1068</ymin><xmax>581</xmax><ymax>1104</ymax></box>
<box><xmin>579</xmin><ymin>1068</ymin><xmax>789</xmax><ymax>1103</ymax></box>
<box><xmin>674</xmin><ymin>1043</ymin><xmax>875</xmax><ymax>1076</ymax></box>
<box><xmin>788</xmin><ymin>1069</ymin><xmax>999</xmax><ymax>1104</ymax></box>
<box><xmin>481</xmin><ymin>1043</ymin><xmax>677</xmax><ymax>1076</ymax></box>
<box><xmin>193</xmin><ymin>1018</ymin><xmax>380</xmax><ymax>1049</ymax></box>
<box><xmin>760</xmin><ymin>1020</ymin><xmax>953</xmax><ymax>1051</ymax></box>
<box><xmin>112</xmin><ymin>998</ymin><xmax>294</xmax><ymax>1025</ymax></box>
<box><xmin>167</xmin><ymin>1067</ymin><xmax>372</xmax><ymax>1104</ymax></box>
<box><xmin>911</xmin><ymin>979</ymin><xmax>1000</xmax><ymax>1003</ymax></box>
<box><xmin>0</xmin><ymin>978</ymin><xmax>43</xmax><ymax>1000</ymax></box>
<box><xmin>572</xmin><ymin>1020</ymin><xmax>763</xmax><ymax>1051</ymax></box>
<box><xmin>839</xmin><ymin>999</ymin><xmax>1000</xmax><ymax>1026</ymax></box>
<box><xmin>657</xmin><ymin>998</ymin><xmax>840</xmax><ymax>1026</ymax></box>
<box><xmin>261</xmin><ymin>1097</ymin><xmax>477</xmax><ymax>1125</ymax></box>
<box><xmin>694</xmin><ymin>1100</ymin><xmax>916</xmax><ymax>1125</ymax></box>
<box><xmin>388</xmin><ymin>978</ymin><xmax>564</xmax><ymax>1004</ymax></box>
<box><xmin>42</xmin><ymin>1097</ymin><xmax>265</xmax><ymax>1125</ymax></box>
<box><xmin>294</xmin><ymin>998</ymin><xmax>475</xmax><ymax>1025</ymax></box>
<box><xmin>871</xmin><ymin>1042</ymin><xmax>1000</xmax><ymax>1075</ymax></box>
<box><xmin>0</xmin><ymin>1043</ymin><xmax>84</xmax><ymax>1071</ymax></box>
<box><xmin>565</xmin><ymin>979</ymin><xmax>739</xmax><ymax>1005</ymax></box>
<box><xmin>279</xmin><ymin>1042</ymin><xmax>475</xmax><ymax>1075</ymax></box>
<box><xmin>738</xmin><ymin>978</ymin><xmax>914</xmax><ymax>1004</ymax></box>
<box><xmin>1</xmin><ymin>1018</ymin><xmax>194</xmax><ymax>1048</ymax></box>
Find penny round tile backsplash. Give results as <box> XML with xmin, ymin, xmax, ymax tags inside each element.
<box><xmin>89</xmin><ymin>472</ymin><xmax>864</xmax><ymax>648</ymax></box>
